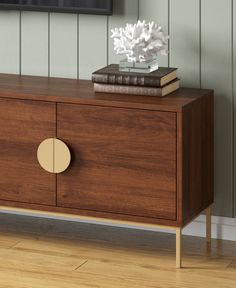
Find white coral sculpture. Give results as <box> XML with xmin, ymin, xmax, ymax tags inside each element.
<box><xmin>111</xmin><ymin>20</ymin><xmax>169</xmax><ymax>63</ymax></box>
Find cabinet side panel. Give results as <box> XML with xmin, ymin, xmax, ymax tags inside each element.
<box><xmin>182</xmin><ymin>92</ymin><xmax>214</xmax><ymax>224</ymax></box>
<box><xmin>0</xmin><ymin>98</ymin><xmax>56</xmax><ymax>206</ymax></box>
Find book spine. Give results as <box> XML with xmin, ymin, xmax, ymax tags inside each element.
<box><xmin>92</xmin><ymin>73</ymin><xmax>161</xmax><ymax>87</ymax></box>
<box><xmin>94</xmin><ymin>83</ymin><xmax>163</xmax><ymax>97</ymax></box>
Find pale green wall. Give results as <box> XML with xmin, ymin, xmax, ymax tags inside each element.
<box><xmin>0</xmin><ymin>0</ymin><xmax>235</xmax><ymax>218</ymax></box>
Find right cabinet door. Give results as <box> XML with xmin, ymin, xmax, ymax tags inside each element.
<box><xmin>57</xmin><ymin>104</ymin><xmax>177</xmax><ymax>220</ymax></box>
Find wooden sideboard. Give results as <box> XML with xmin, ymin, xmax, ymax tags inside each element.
<box><xmin>0</xmin><ymin>74</ymin><xmax>214</xmax><ymax>268</ymax></box>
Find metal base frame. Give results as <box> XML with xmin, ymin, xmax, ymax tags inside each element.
<box><xmin>0</xmin><ymin>205</ymin><xmax>212</xmax><ymax>268</ymax></box>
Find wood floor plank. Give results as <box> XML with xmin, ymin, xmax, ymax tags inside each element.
<box><xmin>0</xmin><ymin>266</ymin><xmax>159</xmax><ymax>288</ymax></box>
<box><xmin>75</xmin><ymin>258</ymin><xmax>235</xmax><ymax>286</ymax></box>
<box><xmin>227</xmin><ymin>259</ymin><xmax>236</xmax><ymax>269</ymax></box>
<box><xmin>0</xmin><ymin>214</ymin><xmax>236</xmax><ymax>288</ymax></box>
<box><xmin>0</xmin><ymin>234</ymin><xmax>21</xmax><ymax>248</ymax></box>
<box><xmin>0</xmin><ymin>247</ymin><xmax>86</xmax><ymax>274</ymax></box>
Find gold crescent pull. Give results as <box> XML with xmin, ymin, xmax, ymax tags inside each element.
<box><xmin>54</xmin><ymin>138</ymin><xmax>71</xmax><ymax>173</ymax></box>
<box><xmin>37</xmin><ymin>138</ymin><xmax>71</xmax><ymax>174</ymax></box>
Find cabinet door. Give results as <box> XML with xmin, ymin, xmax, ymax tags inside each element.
<box><xmin>57</xmin><ymin>104</ymin><xmax>177</xmax><ymax>220</ymax></box>
<box><xmin>0</xmin><ymin>98</ymin><xmax>56</xmax><ymax>205</ymax></box>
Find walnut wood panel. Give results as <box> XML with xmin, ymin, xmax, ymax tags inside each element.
<box><xmin>0</xmin><ymin>74</ymin><xmax>212</xmax><ymax>112</ymax></box>
<box><xmin>0</xmin><ymin>98</ymin><xmax>56</xmax><ymax>205</ymax></box>
<box><xmin>57</xmin><ymin>104</ymin><xmax>177</xmax><ymax>221</ymax></box>
<box><xmin>0</xmin><ymin>199</ymin><xmax>180</xmax><ymax>227</ymax></box>
<box><xmin>180</xmin><ymin>91</ymin><xmax>214</xmax><ymax>225</ymax></box>
<box><xmin>0</xmin><ymin>74</ymin><xmax>214</xmax><ymax>228</ymax></box>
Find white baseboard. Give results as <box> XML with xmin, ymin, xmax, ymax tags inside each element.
<box><xmin>182</xmin><ymin>214</ymin><xmax>236</xmax><ymax>241</ymax></box>
<box><xmin>0</xmin><ymin>209</ymin><xmax>235</xmax><ymax>242</ymax></box>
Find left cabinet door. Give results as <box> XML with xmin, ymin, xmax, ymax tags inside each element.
<box><xmin>0</xmin><ymin>98</ymin><xmax>56</xmax><ymax>205</ymax></box>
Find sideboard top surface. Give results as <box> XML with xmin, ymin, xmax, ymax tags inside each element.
<box><xmin>0</xmin><ymin>74</ymin><xmax>213</xmax><ymax>112</ymax></box>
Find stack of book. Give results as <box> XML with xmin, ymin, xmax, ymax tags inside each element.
<box><xmin>92</xmin><ymin>64</ymin><xmax>180</xmax><ymax>97</ymax></box>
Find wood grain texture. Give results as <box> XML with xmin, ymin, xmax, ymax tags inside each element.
<box><xmin>170</xmin><ymin>0</ymin><xmax>200</xmax><ymax>87</ymax></box>
<box><xmin>0</xmin><ymin>200</ymin><xmax>179</xmax><ymax>227</ymax></box>
<box><xmin>0</xmin><ymin>11</ymin><xmax>20</xmax><ymax>74</ymax></box>
<box><xmin>108</xmin><ymin>0</ymin><xmax>138</xmax><ymax>64</ymax></box>
<box><xmin>0</xmin><ymin>98</ymin><xmax>56</xmax><ymax>205</ymax></box>
<box><xmin>79</xmin><ymin>15</ymin><xmax>107</xmax><ymax>80</ymax></box>
<box><xmin>0</xmin><ymin>214</ymin><xmax>236</xmax><ymax>287</ymax></box>
<box><xmin>49</xmin><ymin>13</ymin><xmax>78</xmax><ymax>79</ymax></box>
<box><xmin>139</xmin><ymin>0</ymin><xmax>169</xmax><ymax>67</ymax></box>
<box><xmin>0</xmin><ymin>74</ymin><xmax>212</xmax><ymax>112</ymax></box>
<box><xmin>180</xmin><ymin>91</ymin><xmax>214</xmax><ymax>225</ymax></box>
<box><xmin>57</xmin><ymin>104</ymin><xmax>177</xmax><ymax>220</ymax></box>
<box><xmin>21</xmin><ymin>11</ymin><xmax>49</xmax><ymax>76</ymax></box>
<box><xmin>201</xmin><ymin>0</ymin><xmax>233</xmax><ymax>217</ymax></box>
<box><xmin>0</xmin><ymin>76</ymin><xmax>213</xmax><ymax>227</ymax></box>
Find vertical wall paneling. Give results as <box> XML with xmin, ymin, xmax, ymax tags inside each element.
<box><xmin>78</xmin><ymin>15</ymin><xmax>107</xmax><ymax>80</ymax></box>
<box><xmin>50</xmin><ymin>13</ymin><xmax>78</xmax><ymax>79</ymax></box>
<box><xmin>21</xmin><ymin>12</ymin><xmax>49</xmax><ymax>76</ymax></box>
<box><xmin>0</xmin><ymin>11</ymin><xmax>20</xmax><ymax>74</ymax></box>
<box><xmin>139</xmin><ymin>0</ymin><xmax>169</xmax><ymax>67</ymax></box>
<box><xmin>234</xmin><ymin>0</ymin><xmax>236</xmax><ymax>218</ymax></box>
<box><xmin>108</xmin><ymin>0</ymin><xmax>138</xmax><ymax>64</ymax></box>
<box><xmin>170</xmin><ymin>0</ymin><xmax>200</xmax><ymax>87</ymax></box>
<box><xmin>0</xmin><ymin>2</ymin><xmax>235</xmax><ymax>218</ymax></box>
<box><xmin>202</xmin><ymin>0</ymin><xmax>233</xmax><ymax>217</ymax></box>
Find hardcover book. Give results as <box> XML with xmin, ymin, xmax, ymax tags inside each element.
<box><xmin>92</xmin><ymin>64</ymin><xmax>178</xmax><ymax>87</ymax></box>
<box><xmin>94</xmin><ymin>79</ymin><xmax>180</xmax><ymax>97</ymax></box>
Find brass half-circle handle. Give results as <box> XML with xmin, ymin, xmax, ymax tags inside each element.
<box><xmin>37</xmin><ymin>138</ymin><xmax>71</xmax><ymax>174</ymax></box>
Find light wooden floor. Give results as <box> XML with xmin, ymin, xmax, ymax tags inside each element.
<box><xmin>0</xmin><ymin>213</ymin><xmax>236</xmax><ymax>288</ymax></box>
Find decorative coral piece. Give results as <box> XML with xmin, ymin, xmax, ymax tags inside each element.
<box><xmin>111</xmin><ymin>20</ymin><xmax>169</xmax><ymax>63</ymax></box>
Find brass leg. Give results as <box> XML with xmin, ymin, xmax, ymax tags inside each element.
<box><xmin>206</xmin><ymin>206</ymin><xmax>211</xmax><ymax>244</ymax></box>
<box><xmin>176</xmin><ymin>228</ymin><xmax>182</xmax><ymax>268</ymax></box>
